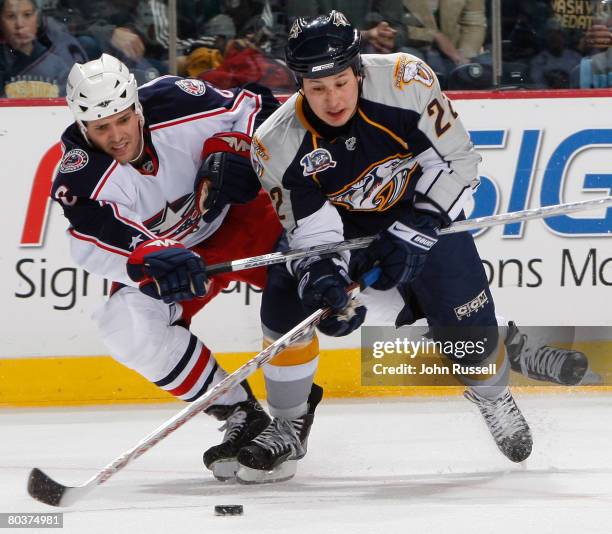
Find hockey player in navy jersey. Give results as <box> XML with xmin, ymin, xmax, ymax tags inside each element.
<box><xmin>242</xmin><ymin>11</ymin><xmax>591</xmax><ymax>482</ymax></box>
<box><xmin>51</xmin><ymin>53</ymin><xmax>300</xmax><ymax>482</ymax></box>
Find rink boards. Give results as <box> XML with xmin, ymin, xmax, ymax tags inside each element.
<box><xmin>1</xmin><ymin>342</ymin><xmax>611</xmax><ymax>407</ymax></box>
<box><xmin>1</xmin><ymin>90</ymin><xmax>611</xmax><ymax>405</ymax></box>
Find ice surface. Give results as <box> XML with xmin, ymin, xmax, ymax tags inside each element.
<box><xmin>1</xmin><ymin>393</ymin><xmax>611</xmax><ymax>534</ymax></box>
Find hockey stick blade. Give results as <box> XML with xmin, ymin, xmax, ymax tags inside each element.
<box><xmin>26</xmin><ymin>285</ymin><xmax>365</xmax><ymax>507</ymax></box>
<box><xmin>27</xmin><ymin>468</ymin><xmax>90</xmax><ymax>508</ymax></box>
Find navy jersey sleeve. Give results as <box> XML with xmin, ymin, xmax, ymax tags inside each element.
<box><xmin>140</xmin><ymin>76</ymin><xmax>279</xmax><ymax>136</ymax></box>
<box><xmin>51</xmin><ymin>126</ymin><xmax>156</xmax><ymax>285</ymax></box>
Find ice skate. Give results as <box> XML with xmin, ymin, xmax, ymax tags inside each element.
<box><xmin>236</xmin><ymin>383</ymin><xmax>323</xmax><ymax>484</ymax></box>
<box><xmin>464</xmin><ymin>387</ymin><xmax>532</xmax><ymax>463</ymax></box>
<box><xmin>505</xmin><ymin>322</ymin><xmax>591</xmax><ymax>385</ymax></box>
<box><xmin>203</xmin><ymin>383</ymin><xmax>271</xmax><ymax>481</ymax></box>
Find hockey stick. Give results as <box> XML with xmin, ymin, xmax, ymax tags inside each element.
<box><xmin>26</xmin><ymin>269</ymin><xmax>380</xmax><ymax>508</ymax></box>
<box><xmin>27</xmin><ymin>310</ymin><xmax>327</xmax><ymax>507</ymax></box>
<box><xmin>437</xmin><ymin>195</ymin><xmax>612</xmax><ymax>236</ymax></box>
<box><xmin>205</xmin><ymin>196</ymin><xmax>612</xmax><ymax>276</ymax></box>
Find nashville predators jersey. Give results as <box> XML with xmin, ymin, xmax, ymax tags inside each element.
<box><xmin>251</xmin><ymin>53</ymin><xmax>481</xmax><ymax>253</ymax></box>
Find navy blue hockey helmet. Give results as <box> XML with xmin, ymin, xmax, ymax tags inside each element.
<box><xmin>285</xmin><ymin>11</ymin><xmax>361</xmax><ymax>80</ymax></box>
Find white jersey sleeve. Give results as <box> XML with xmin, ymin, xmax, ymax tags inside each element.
<box><xmin>53</xmin><ymin>77</ymin><xmax>278</xmax><ymax>285</ymax></box>
<box><xmin>362</xmin><ymin>53</ymin><xmax>481</xmax><ymax>221</ymax></box>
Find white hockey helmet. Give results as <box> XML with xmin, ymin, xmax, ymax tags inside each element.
<box><xmin>66</xmin><ymin>54</ymin><xmax>143</xmax><ymax>140</ymax></box>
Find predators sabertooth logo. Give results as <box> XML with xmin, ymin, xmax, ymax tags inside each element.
<box><xmin>330</xmin><ymin>11</ymin><xmax>350</xmax><ymax>27</ymax></box>
<box><xmin>328</xmin><ymin>155</ymin><xmax>418</xmax><ymax>212</ymax></box>
<box><xmin>288</xmin><ymin>19</ymin><xmax>303</xmax><ymax>40</ymax></box>
<box><xmin>394</xmin><ymin>56</ymin><xmax>435</xmax><ymax>89</ymax></box>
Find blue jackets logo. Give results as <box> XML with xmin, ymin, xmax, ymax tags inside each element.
<box><xmin>59</xmin><ymin>149</ymin><xmax>89</xmax><ymax>173</ymax></box>
<box><xmin>175</xmin><ymin>79</ymin><xmax>206</xmax><ymax>96</ymax></box>
<box><xmin>300</xmin><ymin>148</ymin><xmax>337</xmax><ymax>176</ymax></box>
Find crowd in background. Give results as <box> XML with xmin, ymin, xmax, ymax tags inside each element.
<box><xmin>1</xmin><ymin>0</ymin><xmax>611</xmax><ymax>98</ymax></box>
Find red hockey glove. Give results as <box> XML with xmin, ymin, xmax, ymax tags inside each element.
<box><xmin>195</xmin><ymin>132</ymin><xmax>261</xmax><ymax>221</ymax></box>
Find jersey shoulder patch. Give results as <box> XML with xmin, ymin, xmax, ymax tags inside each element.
<box><xmin>52</xmin><ymin>124</ymin><xmax>116</xmax><ymax>200</ymax></box>
<box><xmin>361</xmin><ymin>54</ymin><xmax>439</xmax><ymax>114</ymax></box>
<box><xmin>392</xmin><ymin>54</ymin><xmax>436</xmax><ymax>90</ymax></box>
<box><xmin>59</xmin><ymin>147</ymin><xmax>89</xmax><ymax>173</ymax></box>
<box><xmin>362</xmin><ymin>53</ymin><xmax>437</xmax><ymax>92</ymax></box>
<box><xmin>139</xmin><ymin>76</ymin><xmax>240</xmax><ymax>126</ymax></box>
<box><xmin>174</xmin><ymin>78</ymin><xmax>207</xmax><ymax>96</ymax></box>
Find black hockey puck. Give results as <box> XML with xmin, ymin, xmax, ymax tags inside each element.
<box><xmin>214</xmin><ymin>505</ymin><xmax>244</xmax><ymax>516</ymax></box>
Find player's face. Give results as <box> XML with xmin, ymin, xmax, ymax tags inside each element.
<box><xmin>0</xmin><ymin>0</ymin><xmax>38</xmax><ymax>53</ymax></box>
<box><xmin>86</xmin><ymin>108</ymin><xmax>142</xmax><ymax>164</ymax></box>
<box><xmin>302</xmin><ymin>67</ymin><xmax>360</xmax><ymax>127</ymax></box>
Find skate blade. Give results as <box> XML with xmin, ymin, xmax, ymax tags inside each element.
<box><xmin>236</xmin><ymin>461</ymin><xmax>297</xmax><ymax>485</ymax></box>
<box><xmin>211</xmin><ymin>459</ymin><xmax>238</xmax><ymax>482</ymax></box>
<box><xmin>579</xmin><ymin>369</ymin><xmax>603</xmax><ymax>385</ymax></box>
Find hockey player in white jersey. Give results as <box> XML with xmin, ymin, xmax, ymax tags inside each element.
<box><xmin>51</xmin><ymin>53</ymin><xmax>293</xmax><ymax>482</ymax></box>
<box><xmin>242</xmin><ymin>11</ymin><xmax>591</xmax><ymax>482</ymax></box>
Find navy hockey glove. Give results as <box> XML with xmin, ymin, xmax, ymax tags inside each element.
<box><xmin>195</xmin><ymin>132</ymin><xmax>261</xmax><ymax>221</ymax></box>
<box><xmin>295</xmin><ymin>256</ymin><xmax>366</xmax><ymax>337</ymax></box>
<box><xmin>349</xmin><ymin>212</ymin><xmax>440</xmax><ymax>291</ymax></box>
<box><xmin>127</xmin><ymin>239</ymin><xmax>208</xmax><ymax>303</ymax></box>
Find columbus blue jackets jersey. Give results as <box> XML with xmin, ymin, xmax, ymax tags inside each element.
<box><xmin>52</xmin><ymin>76</ymin><xmax>276</xmax><ymax>285</ymax></box>
<box><xmin>251</xmin><ymin>53</ymin><xmax>481</xmax><ymax>254</ymax></box>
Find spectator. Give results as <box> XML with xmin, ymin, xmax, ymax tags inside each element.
<box><xmin>361</xmin><ymin>16</ymin><xmax>399</xmax><ymax>54</ymax></box>
<box><xmin>582</xmin><ymin>0</ymin><xmax>612</xmax><ymax>52</ymax></box>
<box><xmin>401</xmin><ymin>0</ymin><xmax>486</xmax><ymax>76</ymax></box>
<box><xmin>135</xmin><ymin>0</ymin><xmax>222</xmax><ymax>61</ymax></box>
<box><xmin>577</xmin><ymin>0</ymin><xmax>612</xmax><ymax>87</ymax></box>
<box><xmin>502</xmin><ymin>0</ymin><xmax>611</xmax><ymax>88</ymax></box>
<box><xmin>0</xmin><ymin>0</ymin><xmax>85</xmax><ymax>97</ymax></box>
<box><xmin>550</xmin><ymin>0</ymin><xmax>608</xmax><ymax>52</ymax></box>
<box><xmin>198</xmin><ymin>39</ymin><xmax>295</xmax><ymax>92</ymax></box>
<box><xmin>194</xmin><ymin>8</ymin><xmax>295</xmax><ymax>92</ymax></box>
<box><xmin>287</xmin><ymin>0</ymin><xmax>371</xmax><ymax>29</ymax></box>
<box><xmin>438</xmin><ymin>0</ymin><xmax>487</xmax><ymax>59</ymax></box>
<box><xmin>504</xmin><ymin>0</ymin><xmax>611</xmax><ymax>55</ymax></box>
<box><xmin>530</xmin><ymin>19</ymin><xmax>581</xmax><ymax>88</ymax></box>
<box><xmin>133</xmin><ymin>0</ymin><xmax>282</xmax><ymax>81</ymax></box>
<box><xmin>287</xmin><ymin>0</ymin><xmax>401</xmax><ymax>55</ymax></box>
<box><xmin>42</xmin><ymin>0</ymin><xmax>162</xmax><ymax>82</ymax></box>
<box><xmin>178</xmin><ymin>14</ymin><xmax>235</xmax><ymax>77</ymax></box>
